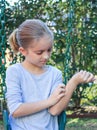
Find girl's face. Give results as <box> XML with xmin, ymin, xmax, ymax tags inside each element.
<box><xmin>20</xmin><ymin>36</ymin><xmax>53</xmax><ymax>68</ymax></box>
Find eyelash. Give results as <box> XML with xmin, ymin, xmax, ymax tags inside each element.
<box><xmin>48</xmin><ymin>48</ymin><xmax>52</xmax><ymax>52</ymax></box>
<box><xmin>36</xmin><ymin>52</ymin><xmax>43</xmax><ymax>55</ymax></box>
<box><xmin>36</xmin><ymin>49</ymin><xmax>52</xmax><ymax>55</ymax></box>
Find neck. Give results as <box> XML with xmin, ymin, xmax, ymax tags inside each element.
<box><xmin>21</xmin><ymin>60</ymin><xmax>46</xmax><ymax>74</ymax></box>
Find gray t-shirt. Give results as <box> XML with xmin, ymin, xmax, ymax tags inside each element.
<box><xmin>6</xmin><ymin>63</ymin><xmax>63</xmax><ymax>130</ymax></box>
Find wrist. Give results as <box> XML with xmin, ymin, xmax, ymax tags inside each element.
<box><xmin>47</xmin><ymin>98</ymin><xmax>54</xmax><ymax>107</ymax></box>
<box><xmin>71</xmin><ymin>73</ymin><xmax>82</xmax><ymax>85</ymax></box>
<box><xmin>68</xmin><ymin>77</ymin><xmax>79</xmax><ymax>89</ymax></box>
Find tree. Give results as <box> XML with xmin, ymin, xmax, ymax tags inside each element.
<box><xmin>5</xmin><ymin>0</ymin><xmax>97</xmax><ymax>107</ymax></box>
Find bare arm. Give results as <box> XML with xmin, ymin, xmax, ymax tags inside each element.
<box><xmin>12</xmin><ymin>99</ymin><xmax>53</xmax><ymax>117</ymax></box>
<box><xmin>49</xmin><ymin>70</ymin><xmax>95</xmax><ymax>115</ymax></box>
<box><xmin>6</xmin><ymin>67</ymin><xmax>66</xmax><ymax>118</ymax></box>
<box><xmin>12</xmin><ymin>85</ymin><xmax>66</xmax><ymax>118</ymax></box>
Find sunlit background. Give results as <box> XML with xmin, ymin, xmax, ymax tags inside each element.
<box><xmin>7</xmin><ymin>0</ymin><xmax>19</xmax><ymax>5</ymax></box>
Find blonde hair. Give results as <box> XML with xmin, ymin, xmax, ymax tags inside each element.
<box><xmin>8</xmin><ymin>19</ymin><xmax>54</xmax><ymax>53</ymax></box>
<box><xmin>8</xmin><ymin>29</ymin><xmax>19</xmax><ymax>53</ymax></box>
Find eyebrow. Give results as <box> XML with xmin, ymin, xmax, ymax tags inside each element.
<box><xmin>34</xmin><ymin>47</ymin><xmax>52</xmax><ymax>52</ymax></box>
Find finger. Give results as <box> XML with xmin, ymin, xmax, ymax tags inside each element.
<box><xmin>60</xmin><ymin>85</ymin><xmax>66</xmax><ymax>89</ymax></box>
<box><xmin>58</xmin><ymin>93</ymin><xmax>66</xmax><ymax>99</ymax></box>
<box><xmin>80</xmin><ymin>70</ymin><xmax>83</xmax><ymax>73</ymax></box>
<box><xmin>59</xmin><ymin>88</ymin><xmax>66</xmax><ymax>93</ymax></box>
<box><xmin>58</xmin><ymin>83</ymin><xmax>65</xmax><ymax>88</ymax></box>
<box><xmin>83</xmin><ymin>72</ymin><xmax>91</xmax><ymax>82</ymax></box>
<box><xmin>82</xmin><ymin>71</ymin><xmax>87</xmax><ymax>77</ymax></box>
<box><xmin>80</xmin><ymin>70</ymin><xmax>85</xmax><ymax>74</ymax></box>
<box><xmin>86</xmin><ymin>73</ymin><xmax>95</xmax><ymax>83</ymax></box>
<box><xmin>80</xmin><ymin>71</ymin><xmax>93</xmax><ymax>82</ymax></box>
<box><xmin>57</xmin><ymin>85</ymin><xmax>65</xmax><ymax>91</ymax></box>
<box><xmin>79</xmin><ymin>70</ymin><xmax>86</xmax><ymax>78</ymax></box>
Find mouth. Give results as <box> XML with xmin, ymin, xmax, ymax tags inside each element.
<box><xmin>40</xmin><ymin>60</ymin><xmax>47</xmax><ymax>64</ymax></box>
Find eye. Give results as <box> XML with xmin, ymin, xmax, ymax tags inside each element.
<box><xmin>36</xmin><ymin>51</ymin><xmax>43</xmax><ymax>55</ymax></box>
<box><xmin>48</xmin><ymin>48</ymin><xmax>52</xmax><ymax>52</ymax></box>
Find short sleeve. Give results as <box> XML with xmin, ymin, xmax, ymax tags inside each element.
<box><xmin>6</xmin><ymin>66</ymin><xmax>22</xmax><ymax>115</ymax></box>
<box><xmin>50</xmin><ymin>70</ymin><xmax>63</xmax><ymax>94</ymax></box>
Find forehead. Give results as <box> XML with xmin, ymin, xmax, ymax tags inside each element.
<box><xmin>29</xmin><ymin>36</ymin><xmax>53</xmax><ymax>51</ymax></box>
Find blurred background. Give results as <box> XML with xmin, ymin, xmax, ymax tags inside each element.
<box><xmin>0</xmin><ymin>0</ymin><xmax>97</xmax><ymax>130</ymax></box>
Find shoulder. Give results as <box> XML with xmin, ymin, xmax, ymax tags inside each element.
<box><xmin>48</xmin><ymin>65</ymin><xmax>62</xmax><ymax>72</ymax></box>
<box><xmin>47</xmin><ymin>65</ymin><xmax>62</xmax><ymax>76</ymax></box>
<box><xmin>6</xmin><ymin>63</ymin><xmax>22</xmax><ymax>84</ymax></box>
<box><xmin>6</xmin><ymin>63</ymin><xmax>20</xmax><ymax>70</ymax></box>
<box><xmin>6</xmin><ymin>63</ymin><xmax>21</xmax><ymax>75</ymax></box>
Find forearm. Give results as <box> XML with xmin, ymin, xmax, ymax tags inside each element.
<box><xmin>49</xmin><ymin>78</ymin><xmax>78</xmax><ymax>115</ymax></box>
<box><xmin>49</xmin><ymin>70</ymin><xmax>95</xmax><ymax>116</ymax></box>
<box><xmin>12</xmin><ymin>99</ymin><xmax>52</xmax><ymax>118</ymax></box>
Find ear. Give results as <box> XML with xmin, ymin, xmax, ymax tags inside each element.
<box><xmin>19</xmin><ymin>47</ymin><xmax>27</xmax><ymax>56</ymax></box>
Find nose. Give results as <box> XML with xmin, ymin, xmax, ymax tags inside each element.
<box><xmin>43</xmin><ymin>52</ymin><xmax>49</xmax><ymax>60</ymax></box>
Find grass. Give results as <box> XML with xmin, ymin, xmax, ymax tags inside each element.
<box><xmin>65</xmin><ymin>118</ymin><xmax>97</xmax><ymax>130</ymax></box>
<box><xmin>0</xmin><ymin>121</ymin><xmax>4</xmax><ymax>130</ymax></box>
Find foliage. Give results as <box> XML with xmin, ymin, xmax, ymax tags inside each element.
<box><xmin>4</xmin><ymin>0</ymin><xmax>97</xmax><ymax>107</ymax></box>
<box><xmin>82</xmin><ymin>84</ymin><xmax>97</xmax><ymax>106</ymax></box>
<box><xmin>66</xmin><ymin>118</ymin><xmax>97</xmax><ymax>130</ymax></box>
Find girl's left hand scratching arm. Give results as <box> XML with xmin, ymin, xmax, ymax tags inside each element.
<box><xmin>12</xmin><ymin>83</ymin><xmax>66</xmax><ymax>118</ymax></box>
<box><xmin>49</xmin><ymin>70</ymin><xmax>95</xmax><ymax>116</ymax></box>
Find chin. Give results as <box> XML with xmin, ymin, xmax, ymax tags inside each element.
<box><xmin>38</xmin><ymin>64</ymin><xmax>46</xmax><ymax>68</ymax></box>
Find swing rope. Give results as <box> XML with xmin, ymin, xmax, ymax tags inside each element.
<box><xmin>58</xmin><ymin>1</ymin><xmax>75</xmax><ymax>130</ymax></box>
<box><xmin>0</xmin><ymin>0</ymin><xmax>7</xmax><ymax>108</ymax></box>
<box><xmin>0</xmin><ymin>0</ymin><xmax>11</xmax><ymax>130</ymax></box>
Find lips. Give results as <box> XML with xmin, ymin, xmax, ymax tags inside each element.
<box><xmin>40</xmin><ymin>60</ymin><xmax>47</xmax><ymax>64</ymax></box>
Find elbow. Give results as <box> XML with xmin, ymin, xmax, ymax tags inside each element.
<box><xmin>12</xmin><ymin>107</ymin><xmax>23</xmax><ymax>118</ymax></box>
<box><xmin>48</xmin><ymin>108</ymin><xmax>61</xmax><ymax>116</ymax></box>
<box><xmin>12</xmin><ymin>104</ymin><xmax>23</xmax><ymax>118</ymax></box>
<box><xmin>12</xmin><ymin>111</ymin><xmax>20</xmax><ymax>118</ymax></box>
<box><xmin>49</xmin><ymin>106</ymin><xmax>67</xmax><ymax>116</ymax></box>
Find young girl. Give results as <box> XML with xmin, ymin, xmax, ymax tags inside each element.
<box><xmin>6</xmin><ymin>19</ymin><xmax>95</xmax><ymax>130</ymax></box>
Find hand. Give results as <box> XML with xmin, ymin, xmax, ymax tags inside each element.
<box><xmin>71</xmin><ymin>70</ymin><xmax>95</xmax><ymax>85</ymax></box>
<box><xmin>48</xmin><ymin>84</ymin><xmax>66</xmax><ymax>106</ymax></box>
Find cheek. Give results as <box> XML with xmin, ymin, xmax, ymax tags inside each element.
<box><xmin>34</xmin><ymin>54</ymin><xmax>42</xmax><ymax>59</ymax></box>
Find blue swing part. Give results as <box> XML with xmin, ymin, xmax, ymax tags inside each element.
<box><xmin>2</xmin><ymin>110</ymin><xmax>11</xmax><ymax>130</ymax></box>
<box><xmin>1</xmin><ymin>99</ymin><xmax>11</xmax><ymax>130</ymax></box>
<box><xmin>58</xmin><ymin>111</ymin><xmax>66</xmax><ymax>130</ymax></box>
